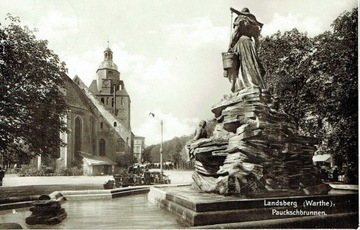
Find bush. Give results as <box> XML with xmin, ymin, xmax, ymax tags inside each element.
<box><xmin>17</xmin><ymin>165</ymin><xmax>47</xmax><ymax>176</ymax></box>
<box><xmin>18</xmin><ymin>165</ymin><xmax>83</xmax><ymax>176</ymax></box>
<box><xmin>55</xmin><ymin>166</ymin><xmax>83</xmax><ymax>176</ymax></box>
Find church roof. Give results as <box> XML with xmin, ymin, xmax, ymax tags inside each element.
<box><xmin>98</xmin><ymin>60</ymin><xmax>118</xmax><ymax>71</ymax></box>
<box><xmin>116</xmin><ymin>88</ymin><xmax>130</xmax><ymax>97</ymax></box>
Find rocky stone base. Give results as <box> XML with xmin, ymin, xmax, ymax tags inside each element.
<box><xmin>190</xmin><ymin>87</ymin><xmax>321</xmax><ymax>196</ymax></box>
<box><xmin>25</xmin><ymin>200</ymin><xmax>67</xmax><ymax>225</ymax></box>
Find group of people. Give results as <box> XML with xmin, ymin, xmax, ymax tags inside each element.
<box><xmin>320</xmin><ymin>165</ymin><xmax>357</xmax><ymax>184</ymax></box>
<box><xmin>126</xmin><ymin>165</ymin><xmax>151</xmax><ymax>185</ymax></box>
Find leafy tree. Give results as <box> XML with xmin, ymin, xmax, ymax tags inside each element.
<box><xmin>142</xmin><ymin>144</ymin><xmax>154</xmax><ymax>163</ymax></box>
<box><xmin>259</xmin><ymin>8</ymin><xmax>358</xmax><ymax>173</ymax></box>
<box><xmin>0</xmin><ymin>15</ymin><xmax>68</xmax><ymax>163</ymax></box>
<box><xmin>260</xmin><ymin>28</ymin><xmax>314</xmax><ymax>129</ymax></box>
<box><xmin>149</xmin><ymin>144</ymin><xmax>161</xmax><ymax>162</ymax></box>
<box><xmin>117</xmin><ymin>152</ymin><xmax>136</xmax><ymax>168</ymax></box>
<box><xmin>313</xmin><ymin>8</ymin><xmax>358</xmax><ymax>168</ymax></box>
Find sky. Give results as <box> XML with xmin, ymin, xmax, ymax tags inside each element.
<box><xmin>0</xmin><ymin>0</ymin><xmax>357</xmax><ymax>145</ymax></box>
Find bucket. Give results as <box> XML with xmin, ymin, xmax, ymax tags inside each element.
<box><xmin>222</xmin><ymin>52</ymin><xmax>238</xmax><ymax>70</ymax></box>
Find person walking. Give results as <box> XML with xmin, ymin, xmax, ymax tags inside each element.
<box><xmin>0</xmin><ymin>167</ymin><xmax>5</xmax><ymax>186</ymax></box>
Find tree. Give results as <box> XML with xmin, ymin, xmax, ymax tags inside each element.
<box><xmin>312</xmin><ymin>8</ymin><xmax>358</xmax><ymax>168</ymax></box>
<box><xmin>0</xmin><ymin>15</ymin><xmax>68</xmax><ymax>163</ymax></box>
<box><xmin>258</xmin><ymin>8</ymin><xmax>358</xmax><ymax>173</ymax></box>
<box><xmin>142</xmin><ymin>144</ymin><xmax>154</xmax><ymax>163</ymax></box>
<box><xmin>260</xmin><ymin>29</ymin><xmax>315</xmax><ymax>129</ymax></box>
<box><xmin>117</xmin><ymin>152</ymin><xmax>136</xmax><ymax>168</ymax></box>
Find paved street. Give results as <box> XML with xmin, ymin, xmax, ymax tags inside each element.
<box><xmin>1</xmin><ymin>170</ymin><xmax>193</xmax><ymax>187</ymax></box>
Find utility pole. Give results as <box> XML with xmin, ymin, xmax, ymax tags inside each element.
<box><xmin>160</xmin><ymin>120</ymin><xmax>163</xmax><ymax>182</ymax></box>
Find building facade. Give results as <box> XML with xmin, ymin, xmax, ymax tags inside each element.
<box><xmin>53</xmin><ymin>47</ymin><xmax>144</xmax><ymax>175</ymax></box>
<box><xmin>133</xmin><ymin>136</ymin><xmax>145</xmax><ymax>163</ymax></box>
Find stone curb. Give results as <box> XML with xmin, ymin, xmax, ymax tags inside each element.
<box><xmin>0</xmin><ymin>186</ymin><xmax>151</xmax><ymax>210</ymax></box>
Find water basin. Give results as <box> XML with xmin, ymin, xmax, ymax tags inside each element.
<box><xmin>0</xmin><ymin>194</ymin><xmax>189</xmax><ymax>229</ymax></box>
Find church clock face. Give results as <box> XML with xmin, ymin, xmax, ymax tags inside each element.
<box><xmin>102</xmin><ymin>79</ymin><xmax>111</xmax><ymax>87</ymax></box>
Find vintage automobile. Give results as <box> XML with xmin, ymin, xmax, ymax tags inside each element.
<box><xmin>110</xmin><ymin>164</ymin><xmax>171</xmax><ymax>188</ymax></box>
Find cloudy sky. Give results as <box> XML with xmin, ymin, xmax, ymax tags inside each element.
<box><xmin>1</xmin><ymin>0</ymin><xmax>357</xmax><ymax>145</ymax></box>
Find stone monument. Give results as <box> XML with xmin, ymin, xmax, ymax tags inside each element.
<box><xmin>149</xmin><ymin>8</ymin><xmax>357</xmax><ymax>228</ymax></box>
<box><xmin>188</xmin><ymin>7</ymin><xmax>322</xmax><ymax>197</ymax></box>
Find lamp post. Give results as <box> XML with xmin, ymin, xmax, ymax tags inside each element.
<box><xmin>160</xmin><ymin>120</ymin><xmax>163</xmax><ymax>182</ymax></box>
<box><xmin>149</xmin><ymin>112</ymin><xmax>164</xmax><ymax>183</ymax></box>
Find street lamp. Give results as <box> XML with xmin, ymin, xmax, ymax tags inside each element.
<box><xmin>149</xmin><ymin>113</ymin><xmax>163</xmax><ymax>182</ymax></box>
<box><xmin>160</xmin><ymin>120</ymin><xmax>163</xmax><ymax>182</ymax></box>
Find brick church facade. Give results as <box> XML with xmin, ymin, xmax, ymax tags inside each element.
<box><xmin>53</xmin><ymin>47</ymin><xmax>144</xmax><ymax>175</ymax></box>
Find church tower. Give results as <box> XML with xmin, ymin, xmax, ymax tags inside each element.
<box><xmin>89</xmin><ymin>47</ymin><xmax>131</xmax><ymax>130</ymax></box>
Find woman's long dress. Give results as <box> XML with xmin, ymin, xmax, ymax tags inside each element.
<box><xmin>228</xmin><ymin>16</ymin><xmax>266</xmax><ymax>92</ymax></box>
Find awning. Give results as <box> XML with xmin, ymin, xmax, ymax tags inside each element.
<box><xmin>79</xmin><ymin>151</ymin><xmax>117</xmax><ymax>166</ymax></box>
<box><xmin>312</xmin><ymin>154</ymin><xmax>332</xmax><ymax>162</ymax></box>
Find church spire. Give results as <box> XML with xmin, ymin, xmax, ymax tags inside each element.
<box><xmin>104</xmin><ymin>46</ymin><xmax>113</xmax><ymax>61</ymax></box>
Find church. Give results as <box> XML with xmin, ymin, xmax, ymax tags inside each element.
<box><xmin>53</xmin><ymin>47</ymin><xmax>144</xmax><ymax>175</ymax></box>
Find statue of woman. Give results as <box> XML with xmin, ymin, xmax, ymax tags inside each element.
<box><xmin>225</xmin><ymin>7</ymin><xmax>266</xmax><ymax>92</ymax></box>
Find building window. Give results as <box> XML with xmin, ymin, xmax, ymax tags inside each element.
<box><xmin>99</xmin><ymin>138</ymin><xmax>106</xmax><ymax>156</ymax></box>
<box><xmin>114</xmin><ymin>122</ymin><xmax>117</xmax><ymax>127</ymax></box>
<box><xmin>100</xmin><ymin>122</ymin><xmax>103</xmax><ymax>129</ymax></box>
<box><xmin>112</xmin><ymin>98</ymin><xmax>114</xmax><ymax>107</ymax></box>
<box><xmin>101</xmin><ymin>98</ymin><xmax>105</xmax><ymax>104</ymax></box>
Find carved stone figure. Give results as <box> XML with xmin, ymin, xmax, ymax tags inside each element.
<box><xmin>224</xmin><ymin>7</ymin><xmax>266</xmax><ymax>92</ymax></box>
<box><xmin>186</xmin><ymin>120</ymin><xmax>208</xmax><ymax>162</ymax></box>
